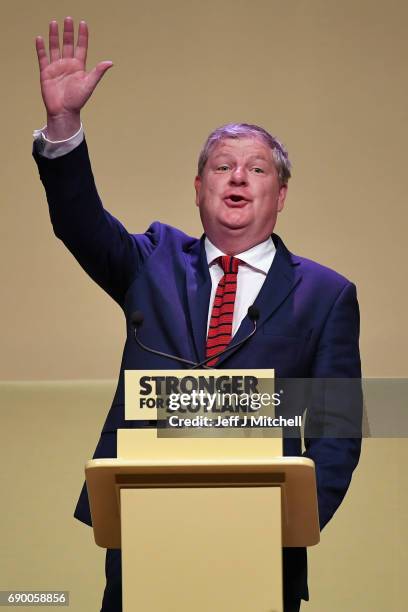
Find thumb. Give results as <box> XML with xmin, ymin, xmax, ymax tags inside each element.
<box><xmin>87</xmin><ymin>61</ymin><xmax>114</xmax><ymax>91</ymax></box>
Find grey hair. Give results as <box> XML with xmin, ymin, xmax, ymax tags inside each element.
<box><xmin>197</xmin><ymin>123</ymin><xmax>292</xmax><ymax>185</ymax></box>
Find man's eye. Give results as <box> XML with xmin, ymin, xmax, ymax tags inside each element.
<box><xmin>216</xmin><ymin>165</ymin><xmax>230</xmax><ymax>171</ymax></box>
<box><xmin>253</xmin><ymin>167</ymin><xmax>265</xmax><ymax>174</ymax></box>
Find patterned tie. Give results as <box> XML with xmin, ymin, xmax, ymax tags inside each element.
<box><xmin>206</xmin><ymin>256</ymin><xmax>241</xmax><ymax>367</ymax></box>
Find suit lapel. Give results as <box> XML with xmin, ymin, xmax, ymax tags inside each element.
<box><xmin>183</xmin><ymin>237</ymin><xmax>211</xmax><ymax>363</ymax></box>
<box><xmin>216</xmin><ymin>234</ymin><xmax>302</xmax><ymax>367</ymax></box>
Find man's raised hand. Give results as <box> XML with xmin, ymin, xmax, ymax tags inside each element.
<box><xmin>35</xmin><ymin>17</ymin><xmax>113</xmax><ymax>140</ymax></box>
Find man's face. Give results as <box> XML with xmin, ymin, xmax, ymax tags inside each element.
<box><xmin>194</xmin><ymin>137</ymin><xmax>287</xmax><ymax>252</ymax></box>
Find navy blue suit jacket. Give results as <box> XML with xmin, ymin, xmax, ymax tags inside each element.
<box><xmin>34</xmin><ymin>139</ymin><xmax>362</xmax><ymax>601</ymax></box>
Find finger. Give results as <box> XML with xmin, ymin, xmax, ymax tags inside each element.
<box><xmin>35</xmin><ymin>36</ymin><xmax>49</xmax><ymax>71</ymax></box>
<box><xmin>75</xmin><ymin>20</ymin><xmax>88</xmax><ymax>67</ymax></box>
<box><xmin>62</xmin><ymin>16</ymin><xmax>75</xmax><ymax>58</ymax></box>
<box><xmin>86</xmin><ymin>61</ymin><xmax>114</xmax><ymax>92</ymax></box>
<box><xmin>49</xmin><ymin>20</ymin><xmax>60</xmax><ymax>62</ymax></box>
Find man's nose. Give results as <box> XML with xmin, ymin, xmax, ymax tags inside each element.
<box><xmin>229</xmin><ymin>167</ymin><xmax>248</xmax><ymax>185</ymax></box>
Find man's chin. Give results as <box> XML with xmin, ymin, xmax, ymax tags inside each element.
<box><xmin>219</xmin><ymin>223</ymin><xmax>248</xmax><ymax>234</ymax></box>
<box><xmin>218</xmin><ymin>216</ymin><xmax>250</xmax><ymax>231</ymax></box>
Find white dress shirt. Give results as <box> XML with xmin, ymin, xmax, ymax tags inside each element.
<box><xmin>205</xmin><ymin>237</ymin><xmax>275</xmax><ymax>336</ymax></box>
<box><xmin>33</xmin><ymin>125</ymin><xmax>276</xmax><ymax>339</ymax></box>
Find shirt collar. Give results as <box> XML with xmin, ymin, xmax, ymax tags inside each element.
<box><xmin>204</xmin><ymin>236</ymin><xmax>276</xmax><ymax>275</ymax></box>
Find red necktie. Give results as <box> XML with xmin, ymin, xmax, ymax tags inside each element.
<box><xmin>206</xmin><ymin>256</ymin><xmax>240</xmax><ymax>367</ymax></box>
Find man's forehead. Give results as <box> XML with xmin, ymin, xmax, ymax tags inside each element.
<box><xmin>210</xmin><ymin>136</ymin><xmax>273</xmax><ymax>159</ymax></box>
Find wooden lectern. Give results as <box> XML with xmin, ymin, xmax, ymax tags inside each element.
<box><xmin>86</xmin><ymin>428</ymin><xmax>319</xmax><ymax>612</ymax></box>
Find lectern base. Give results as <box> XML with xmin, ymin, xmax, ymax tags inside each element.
<box><xmin>121</xmin><ymin>486</ymin><xmax>283</xmax><ymax>612</ymax></box>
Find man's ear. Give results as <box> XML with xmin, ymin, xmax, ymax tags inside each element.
<box><xmin>194</xmin><ymin>175</ymin><xmax>201</xmax><ymax>207</ymax></box>
<box><xmin>277</xmin><ymin>185</ymin><xmax>288</xmax><ymax>213</ymax></box>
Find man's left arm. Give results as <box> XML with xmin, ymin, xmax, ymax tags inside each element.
<box><xmin>303</xmin><ymin>281</ymin><xmax>363</xmax><ymax>530</ymax></box>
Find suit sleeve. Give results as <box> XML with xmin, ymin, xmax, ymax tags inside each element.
<box><xmin>303</xmin><ymin>282</ymin><xmax>363</xmax><ymax>529</ymax></box>
<box><xmin>33</xmin><ymin>138</ymin><xmax>158</xmax><ymax>306</ymax></box>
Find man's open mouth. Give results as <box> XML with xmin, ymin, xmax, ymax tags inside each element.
<box><xmin>223</xmin><ymin>194</ymin><xmax>250</xmax><ymax>206</ymax></box>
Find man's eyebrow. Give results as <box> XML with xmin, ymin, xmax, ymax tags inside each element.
<box><xmin>212</xmin><ymin>152</ymin><xmax>233</xmax><ymax>159</ymax></box>
<box><xmin>247</xmin><ymin>155</ymin><xmax>270</xmax><ymax>162</ymax></box>
<box><xmin>212</xmin><ymin>153</ymin><xmax>270</xmax><ymax>161</ymax></box>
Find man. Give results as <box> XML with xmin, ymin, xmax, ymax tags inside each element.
<box><xmin>33</xmin><ymin>17</ymin><xmax>362</xmax><ymax>612</ymax></box>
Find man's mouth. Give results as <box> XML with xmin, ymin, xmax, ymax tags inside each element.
<box><xmin>223</xmin><ymin>194</ymin><xmax>250</xmax><ymax>207</ymax></box>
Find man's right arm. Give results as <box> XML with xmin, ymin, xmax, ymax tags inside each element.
<box><xmin>33</xmin><ymin>135</ymin><xmax>154</xmax><ymax>305</ymax></box>
<box><xmin>33</xmin><ymin>18</ymin><xmax>156</xmax><ymax>305</ymax></box>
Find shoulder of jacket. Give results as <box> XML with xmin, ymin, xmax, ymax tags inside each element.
<box><xmin>142</xmin><ymin>221</ymin><xmax>199</xmax><ymax>249</ymax></box>
<box><xmin>274</xmin><ymin>233</ymin><xmax>355</xmax><ymax>290</ymax></box>
<box><xmin>296</xmin><ymin>255</ymin><xmax>354</xmax><ymax>287</ymax></box>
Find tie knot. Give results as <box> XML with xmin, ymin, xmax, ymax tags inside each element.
<box><xmin>220</xmin><ymin>255</ymin><xmax>240</xmax><ymax>274</ymax></box>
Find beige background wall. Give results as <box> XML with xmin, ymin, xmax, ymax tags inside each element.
<box><xmin>1</xmin><ymin>0</ymin><xmax>407</xmax><ymax>610</ymax></box>
<box><xmin>2</xmin><ymin>0</ymin><xmax>407</xmax><ymax>379</ymax></box>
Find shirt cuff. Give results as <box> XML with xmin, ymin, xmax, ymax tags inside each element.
<box><xmin>32</xmin><ymin>123</ymin><xmax>84</xmax><ymax>159</ymax></box>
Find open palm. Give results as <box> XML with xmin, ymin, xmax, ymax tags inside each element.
<box><xmin>36</xmin><ymin>17</ymin><xmax>112</xmax><ymax>119</ymax></box>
